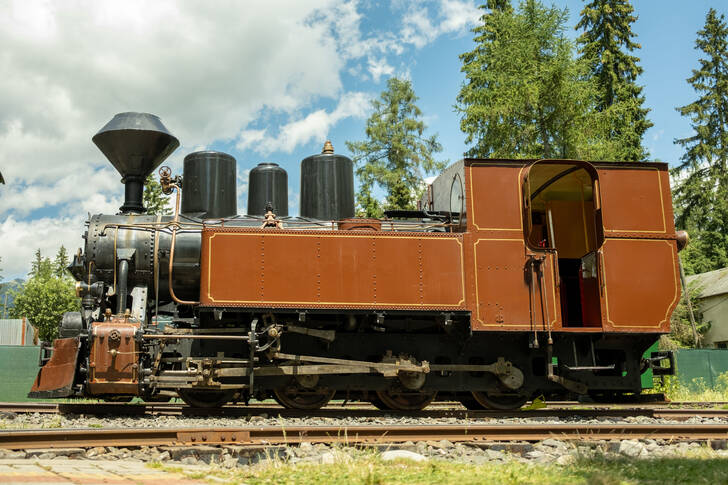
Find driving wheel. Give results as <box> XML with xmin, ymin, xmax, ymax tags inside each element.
<box><xmin>177</xmin><ymin>389</ymin><xmax>236</xmax><ymax>408</ymax></box>
<box><xmin>272</xmin><ymin>387</ymin><xmax>336</xmax><ymax>410</ymax></box>
<box><xmin>470</xmin><ymin>391</ymin><xmax>527</xmax><ymax>410</ymax></box>
<box><xmin>374</xmin><ymin>390</ymin><xmax>437</xmax><ymax>411</ymax></box>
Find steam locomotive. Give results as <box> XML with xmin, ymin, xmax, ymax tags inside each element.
<box><xmin>30</xmin><ymin>112</ymin><xmax>679</xmax><ymax>410</ymax></box>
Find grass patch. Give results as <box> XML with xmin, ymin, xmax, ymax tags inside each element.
<box><xmin>160</xmin><ymin>450</ymin><xmax>728</xmax><ymax>485</ymax></box>
<box><xmin>651</xmin><ymin>372</ymin><xmax>728</xmax><ymax>402</ymax></box>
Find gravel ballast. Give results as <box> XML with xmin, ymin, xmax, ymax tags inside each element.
<box><xmin>2</xmin><ymin>412</ymin><xmax>727</xmax><ymax>466</ymax></box>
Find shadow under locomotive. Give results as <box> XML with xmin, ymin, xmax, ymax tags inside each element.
<box><xmin>30</xmin><ymin>112</ymin><xmax>680</xmax><ymax>410</ymax></box>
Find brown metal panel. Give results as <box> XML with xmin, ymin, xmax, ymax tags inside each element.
<box><xmin>201</xmin><ymin>229</ymin><xmax>466</xmax><ymax>310</ymax></box>
<box><xmin>471</xmin><ymin>239</ymin><xmax>529</xmax><ymax>329</ymax></box>
<box><xmin>470</xmin><ymin>239</ymin><xmax>560</xmax><ymax>331</ymax></box>
<box><xmin>598</xmin><ymin>166</ymin><xmax>669</xmax><ymax>235</ymax></box>
<box><xmin>201</xmin><ymin>232</ymin><xmax>260</xmax><ymax>301</ymax></box>
<box><xmin>88</xmin><ymin>319</ymin><xmax>141</xmax><ymax>395</ymax></box>
<box><xmin>317</xmin><ymin>235</ymin><xmax>374</xmax><ymax>304</ymax></box>
<box><xmin>600</xmin><ymin>239</ymin><xmax>679</xmax><ymax>332</ymax></box>
<box><xmin>467</xmin><ymin>163</ymin><xmax>525</xmax><ymax>233</ymax></box>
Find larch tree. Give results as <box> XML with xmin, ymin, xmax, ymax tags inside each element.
<box><xmin>576</xmin><ymin>0</ymin><xmax>652</xmax><ymax>161</ymax></box>
<box><xmin>456</xmin><ymin>0</ymin><xmax>612</xmax><ymax>160</ymax></box>
<box><xmin>672</xmin><ymin>8</ymin><xmax>728</xmax><ymax>275</ymax></box>
<box><xmin>347</xmin><ymin>78</ymin><xmax>444</xmax><ymax>218</ymax></box>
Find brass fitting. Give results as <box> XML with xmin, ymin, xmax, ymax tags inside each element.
<box><xmin>676</xmin><ymin>230</ymin><xmax>689</xmax><ymax>252</ymax></box>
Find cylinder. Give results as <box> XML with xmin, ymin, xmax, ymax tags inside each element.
<box><xmin>300</xmin><ymin>142</ymin><xmax>355</xmax><ymax>221</ymax></box>
<box><xmin>181</xmin><ymin>151</ymin><xmax>237</xmax><ymax>219</ymax></box>
<box><xmin>247</xmin><ymin>162</ymin><xmax>288</xmax><ymax>216</ymax></box>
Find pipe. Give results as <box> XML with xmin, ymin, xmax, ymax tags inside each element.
<box><xmin>168</xmin><ymin>183</ymin><xmax>200</xmax><ymax>305</ymax></box>
<box><xmin>142</xmin><ymin>335</ymin><xmax>250</xmax><ymax>340</ymax></box>
<box><xmin>679</xmin><ymin>257</ymin><xmax>700</xmax><ymax>348</ymax></box>
<box><xmin>117</xmin><ymin>259</ymin><xmax>129</xmax><ymax>314</ymax></box>
<box><xmin>541</xmin><ymin>253</ymin><xmax>553</xmax><ymax>345</ymax></box>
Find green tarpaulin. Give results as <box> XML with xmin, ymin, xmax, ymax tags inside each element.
<box><xmin>675</xmin><ymin>349</ymin><xmax>728</xmax><ymax>390</ymax></box>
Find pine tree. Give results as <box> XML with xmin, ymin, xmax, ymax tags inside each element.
<box><xmin>672</xmin><ymin>8</ymin><xmax>728</xmax><ymax>274</ymax></box>
<box><xmin>456</xmin><ymin>0</ymin><xmax>612</xmax><ymax>160</ymax></box>
<box><xmin>144</xmin><ymin>174</ymin><xmax>171</xmax><ymax>215</ymax></box>
<box><xmin>347</xmin><ymin>78</ymin><xmax>444</xmax><ymax>217</ymax></box>
<box><xmin>576</xmin><ymin>0</ymin><xmax>652</xmax><ymax>161</ymax></box>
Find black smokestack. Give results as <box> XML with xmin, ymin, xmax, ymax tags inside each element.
<box><xmin>93</xmin><ymin>112</ymin><xmax>179</xmax><ymax>214</ymax></box>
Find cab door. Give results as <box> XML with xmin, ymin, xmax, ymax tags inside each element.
<box><xmin>522</xmin><ymin>160</ymin><xmax>604</xmax><ymax>330</ymax></box>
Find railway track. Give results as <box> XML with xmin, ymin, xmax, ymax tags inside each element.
<box><xmin>1</xmin><ymin>401</ymin><xmax>727</xmax><ymax>420</ymax></box>
<box><xmin>1</xmin><ymin>422</ymin><xmax>728</xmax><ymax>450</ymax></box>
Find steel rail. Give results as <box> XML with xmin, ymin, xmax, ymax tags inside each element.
<box><xmin>1</xmin><ymin>423</ymin><xmax>728</xmax><ymax>450</ymax></box>
<box><xmin>1</xmin><ymin>402</ymin><xmax>728</xmax><ymax>420</ymax></box>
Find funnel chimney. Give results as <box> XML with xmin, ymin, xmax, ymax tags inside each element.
<box><xmin>93</xmin><ymin>112</ymin><xmax>179</xmax><ymax>214</ymax></box>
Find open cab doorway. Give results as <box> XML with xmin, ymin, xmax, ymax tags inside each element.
<box><xmin>524</xmin><ymin>161</ymin><xmax>604</xmax><ymax>329</ymax></box>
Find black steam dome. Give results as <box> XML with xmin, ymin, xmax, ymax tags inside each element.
<box><xmin>181</xmin><ymin>151</ymin><xmax>237</xmax><ymax>219</ymax></box>
<box><xmin>300</xmin><ymin>141</ymin><xmax>354</xmax><ymax>221</ymax></box>
<box><xmin>93</xmin><ymin>112</ymin><xmax>179</xmax><ymax>214</ymax></box>
<box><xmin>247</xmin><ymin>162</ymin><xmax>288</xmax><ymax>216</ymax></box>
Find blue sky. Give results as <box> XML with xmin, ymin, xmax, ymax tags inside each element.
<box><xmin>0</xmin><ymin>0</ymin><xmax>725</xmax><ymax>279</ymax></box>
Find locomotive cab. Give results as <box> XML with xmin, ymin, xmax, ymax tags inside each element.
<box><xmin>524</xmin><ymin>161</ymin><xmax>604</xmax><ymax>328</ymax></box>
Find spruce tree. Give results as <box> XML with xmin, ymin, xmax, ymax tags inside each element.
<box><xmin>53</xmin><ymin>246</ymin><xmax>70</xmax><ymax>279</ymax></box>
<box><xmin>576</xmin><ymin>0</ymin><xmax>652</xmax><ymax>161</ymax></box>
<box><xmin>347</xmin><ymin>78</ymin><xmax>444</xmax><ymax>217</ymax></box>
<box><xmin>673</xmin><ymin>8</ymin><xmax>728</xmax><ymax>274</ymax></box>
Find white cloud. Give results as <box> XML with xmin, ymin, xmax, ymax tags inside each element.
<box><xmin>403</xmin><ymin>9</ymin><xmax>437</xmax><ymax>48</ymax></box>
<box><xmin>236</xmin><ymin>130</ymin><xmax>268</xmax><ymax>153</ymax></box>
<box><xmin>237</xmin><ymin>168</ymin><xmax>251</xmax><ymax>213</ymax></box>
<box><xmin>439</xmin><ymin>0</ymin><xmax>481</xmax><ymax>33</ymax></box>
<box><xmin>237</xmin><ymin>92</ymin><xmax>371</xmax><ymax>155</ymax></box>
<box><xmin>0</xmin><ymin>215</ymin><xmax>87</xmax><ymax>278</ymax></box>
<box><xmin>368</xmin><ymin>57</ymin><xmax>396</xmax><ymax>83</ymax></box>
<box><xmin>0</xmin><ymin>167</ymin><xmax>121</xmax><ymax>217</ymax></box>
<box><xmin>402</xmin><ymin>0</ymin><xmax>480</xmax><ymax>48</ymax></box>
<box><xmin>0</xmin><ymin>0</ymin><xmax>345</xmax><ymax>208</ymax></box>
